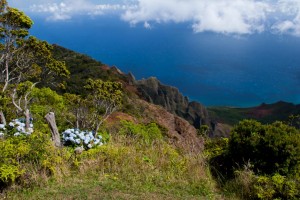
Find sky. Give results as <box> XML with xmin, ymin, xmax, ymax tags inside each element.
<box><xmin>8</xmin><ymin>0</ymin><xmax>300</xmax><ymax>36</ymax></box>
<box><xmin>7</xmin><ymin>0</ymin><xmax>300</xmax><ymax>107</ymax></box>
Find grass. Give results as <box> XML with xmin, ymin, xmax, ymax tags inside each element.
<box><xmin>2</xmin><ymin>126</ymin><xmax>222</xmax><ymax>200</ymax></box>
<box><xmin>6</xmin><ymin>173</ymin><xmax>212</xmax><ymax>200</ymax></box>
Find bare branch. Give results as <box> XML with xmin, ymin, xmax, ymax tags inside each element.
<box><xmin>11</xmin><ymin>89</ymin><xmax>23</xmax><ymax>112</ymax></box>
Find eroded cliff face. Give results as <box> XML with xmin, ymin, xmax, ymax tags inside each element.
<box><xmin>107</xmin><ymin>99</ymin><xmax>204</xmax><ymax>153</ymax></box>
<box><xmin>136</xmin><ymin>77</ymin><xmax>211</xmax><ymax>130</ymax></box>
<box><xmin>51</xmin><ymin>45</ymin><xmax>229</xmax><ymax>137</ymax></box>
<box><xmin>139</xmin><ymin>99</ymin><xmax>204</xmax><ymax>153</ymax></box>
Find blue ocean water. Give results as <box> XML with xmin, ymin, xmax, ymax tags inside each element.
<box><xmin>30</xmin><ymin>15</ymin><xmax>300</xmax><ymax>107</ymax></box>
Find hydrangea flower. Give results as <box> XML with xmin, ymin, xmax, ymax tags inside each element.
<box><xmin>14</xmin><ymin>132</ymin><xmax>21</xmax><ymax>136</ymax></box>
<box><xmin>0</xmin><ymin>124</ymin><xmax>5</xmax><ymax>129</ymax></box>
<box><xmin>62</xmin><ymin>128</ymin><xmax>105</xmax><ymax>150</ymax></box>
<box><xmin>1</xmin><ymin>119</ymin><xmax>34</xmax><ymax>137</ymax></box>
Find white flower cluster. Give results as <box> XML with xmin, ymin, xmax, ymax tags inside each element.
<box><xmin>9</xmin><ymin>119</ymin><xmax>34</xmax><ymax>136</ymax></box>
<box><xmin>0</xmin><ymin>119</ymin><xmax>34</xmax><ymax>137</ymax></box>
<box><xmin>0</xmin><ymin>123</ymin><xmax>6</xmax><ymax>137</ymax></box>
<box><xmin>62</xmin><ymin>129</ymin><xmax>104</xmax><ymax>149</ymax></box>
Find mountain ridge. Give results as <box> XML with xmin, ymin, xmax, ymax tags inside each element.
<box><xmin>208</xmin><ymin>101</ymin><xmax>300</xmax><ymax>126</ymax></box>
<box><xmin>50</xmin><ymin>44</ymin><xmax>300</xmax><ymax>137</ymax></box>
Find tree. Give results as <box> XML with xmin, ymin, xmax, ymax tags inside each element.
<box><xmin>84</xmin><ymin>78</ymin><xmax>122</xmax><ymax>135</ymax></box>
<box><xmin>11</xmin><ymin>81</ymin><xmax>35</xmax><ymax>129</ymax></box>
<box><xmin>63</xmin><ymin>93</ymin><xmax>90</xmax><ymax>129</ymax></box>
<box><xmin>0</xmin><ymin>1</ymin><xmax>69</xmax><ymax>125</ymax></box>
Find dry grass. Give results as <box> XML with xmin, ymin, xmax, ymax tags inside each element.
<box><xmin>4</xmin><ymin>133</ymin><xmax>222</xmax><ymax>200</ymax></box>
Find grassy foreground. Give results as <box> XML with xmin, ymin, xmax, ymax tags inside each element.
<box><xmin>2</xmin><ymin>123</ymin><xmax>222</xmax><ymax>200</ymax></box>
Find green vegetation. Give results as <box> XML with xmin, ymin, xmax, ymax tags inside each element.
<box><xmin>0</xmin><ymin>2</ymin><xmax>218</xmax><ymax>199</ymax></box>
<box><xmin>208</xmin><ymin>119</ymin><xmax>300</xmax><ymax>199</ymax></box>
<box><xmin>1</xmin><ymin>1</ymin><xmax>300</xmax><ymax>200</ymax></box>
<box><xmin>50</xmin><ymin>45</ymin><xmax>130</xmax><ymax>95</ymax></box>
<box><xmin>208</xmin><ymin>101</ymin><xmax>300</xmax><ymax>126</ymax></box>
<box><xmin>208</xmin><ymin>107</ymin><xmax>248</xmax><ymax>126</ymax></box>
<box><xmin>2</xmin><ymin>122</ymin><xmax>218</xmax><ymax>199</ymax></box>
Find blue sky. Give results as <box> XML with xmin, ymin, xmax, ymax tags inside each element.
<box><xmin>8</xmin><ymin>0</ymin><xmax>300</xmax><ymax>37</ymax></box>
<box><xmin>7</xmin><ymin>0</ymin><xmax>300</xmax><ymax>106</ymax></box>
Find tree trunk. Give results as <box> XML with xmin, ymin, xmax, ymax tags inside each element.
<box><xmin>94</xmin><ymin>121</ymin><xmax>103</xmax><ymax>137</ymax></box>
<box><xmin>0</xmin><ymin>110</ymin><xmax>6</xmax><ymax>125</ymax></box>
<box><xmin>45</xmin><ymin>112</ymin><xmax>61</xmax><ymax>147</ymax></box>
<box><xmin>76</xmin><ymin>110</ymin><xmax>79</xmax><ymax>129</ymax></box>
<box><xmin>24</xmin><ymin>109</ymin><xmax>30</xmax><ymax>129</ymax></box>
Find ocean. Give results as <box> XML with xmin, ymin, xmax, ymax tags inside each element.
<box><xmin>30</xmin><ymin>15</ymin><xmax>300</xmax><ymax>107</ymax></box>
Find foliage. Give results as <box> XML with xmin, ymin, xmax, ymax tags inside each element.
<box><xmin>0</xmin><ymin>2</ymin><xmax>68</xmax><ymax>93</ymax></box>
<box><xmin>62</xmin><ymin>79</ymin><xmax>123</xmax><ymax>134</ymax></box>
<box><xmin>208</xmin><ymin>101</ymin><xmax>300</xmax><ymax>127</ymax></box>
<box><xmin>119</xmin><ymin>120</ymin><xmax>163</xmax><ymax>145</ymax></box>
<box><xmin>0</xmin><ymin>2</ymin><xmax>217</xmax><ymax>198</ymax></box>
<box><xmin>208</xmin><ymin>106</ymin><xmax>247</xmax><ymax>126</ymax></box>
<box><xmin>50</xmin><ymin>45</ymin><xmax>131</xmax><ymax>95</ymax></box>
<box><xmin>70</xmin><ymin>131</ymin><xmax>216</xmax><ymax>199</ymax></box>
<box><xmin>288</xmin><ymin>114</ymin><xmax>300</xmax><ymax>129</ymax></box>
<box><xmin>63</xmin><ymin>93</ymin><xmax>92</xmax><ymax>130</ymax></box>
<box><xmin>0</xmin><ymin>119</ymin><xmax>218</xmax><ymax>199</ymax></box>
<box><xmin>0</xmin><ymin>0</ymin><xmax>69</xmax><ymax>136</ymax></box>
<box><xmin>198</xmin><ymin>124</ymin><xmax>210</xmax><ymax>137</ymax></box>
<box><xmin>0</xmin><ymin>131</ymin><xmax>71</xmax><ymax>188</ymax></box>
<box><xmin>204</xmin><ymin>137</ymin><xmax>228</xmax><ymax>159</ymax></box>
<box><xmin>207</xmin><ymin>119</ymin><xmax>300</xmax><ymax>199</ymax></box>
<box><xmin>223</xmin><ymin>169</ymin><xmax>300</xmax><ymax>200</ymax></box>
<box><xmin>228</xmin><ymin>120</ymin><xmax>300</xmax><ymax>176</ymax></box>
<box><xmin>84</xmin><ymin>78</ymin><xmax>123</xmax><ymax>133</ymax></box>
<box><xmin>30</xmin><ymin>87</ymin><xmax>66</xmax><ymax>129</ymax></box>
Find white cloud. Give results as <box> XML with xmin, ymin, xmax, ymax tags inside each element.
<box><xmin>143</xmin><ymin>21</ymin><xmax>152</xmax><ymax>29</ymax></box>
<box><xmin>8</xmin><ymin>0</ymin><xmax>300</xmax><ymax>36</ymax></box>
<box><xmin>31</xmin><ymin>2</ymin><xmax>72</xmax><ymax>20</ymax></box>
<box><xmin>122</xmin><ymin>0</ymin><xmax>270</xmax><ymax>35</ymax></box>
<box><xmin>29</xmin><ymin>0</ymin><xmax>132</xmax><ymax>21</ymax></box>
<box><xmin>271</xmin><ymin>0</ymin><xmax>300</xmax><ymax>36</ymax></box>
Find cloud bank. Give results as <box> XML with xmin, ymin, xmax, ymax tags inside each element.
<box><xmin>271</xmin><ymin>0</ymin><xmax>300</xmax><ymax>36</ymax></box>
<box><xmin>122</xmin><ymin>0</ymin><xmax>270</xmax><ymax>35</ymax></box>
<box><xmin>9</xmin><ymin>0</ymin><xmax>300</xmax><ymax>36</ymax></box>
<box><xmin>28</xmin><ymin>0</ymin><xmax>134</xmax><ymax>21</ymax></box>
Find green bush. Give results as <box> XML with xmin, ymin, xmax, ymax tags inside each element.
<box><xmin>0</xmin><ymin>132</ymin><xmax>71</xmax><ymax>188</ymax></box>
<box><xmin>209</xmin><ymin>119</ymin><xmax>300</xmax><ymax>199</ymax></box>
<box><xmin>204</xmin><ymin>137</ymin><xmax>228</xmax><ymax>159</ymax></box>
<box><xmin>228</xmin><ymin>120</ymin><xmax>300</xmax><ymax>176</ymax></box>
<box><xmin>119</xmin><ymin>121</ymin><xmax>163</xmax><ymax>144</ymax></box>
<box><xmin>252</xmin><ymin>173</ymin><xmax>299</xmax><ymax>200</ymax></box>
<box><xmin>221</xmin><ymin>168</ymin><xmax>300</xmax><ymax>200</ymax></box>
<box><xmin>31</xmin><ymin>87</ymin><xmax>67</xmax><ymax>129</ymax></box>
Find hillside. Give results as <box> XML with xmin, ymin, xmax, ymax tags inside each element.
<box><xmin>50</xmin><ymin>45</ymin><xmax>300</xmax><ymax>138</ymax></box>
<box><xmin>1</xmin><ymin>44</ymin><xmax>221</xmax><ymax>199</ymax></box>
<box><xmin>2</xmin><ymin>44</ymin><xmax>300</xmax><ymax>199</ymax></box>
<box><xmin>208</xmin><ymin>101</ymin><xmax>300</xmax><ymax>126</ymax></box>
<box><xmin>50</xmin><ymin>45</ymin><xmax>217</xmax><ymax>134</ymax></box>
<box><xmin>2</xmin><ymin>3</ymin><xmax>300</xmax><ymax>199</ymax></box>
<box><xmin>50</xmin><ymin>45</ymin><xmax>133</xmax><ymax>95</ymax></box>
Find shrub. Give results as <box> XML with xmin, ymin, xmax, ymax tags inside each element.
<box><xmin>210</xmin><ymin>119</ymin><xmax>300</xmax><ymax>199</ymax></box>
<box><xmin>119</xmin><ymin>121</ymin><xmax>163</xmax><ymax>144</ymax></box>
<box><xmin>0</xmin><ymin>131</ymin><xmax>70</xmax><ymax>188</ymax></box>
<box><xmin>228</xmin><ymin>120</ymin><xmax>300</xmax><ymax>176</ymax></box>
<box><xmin>252</xmin><ymin>174</ymin><xmax>300</xmax><ymax>200</ymax></box>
